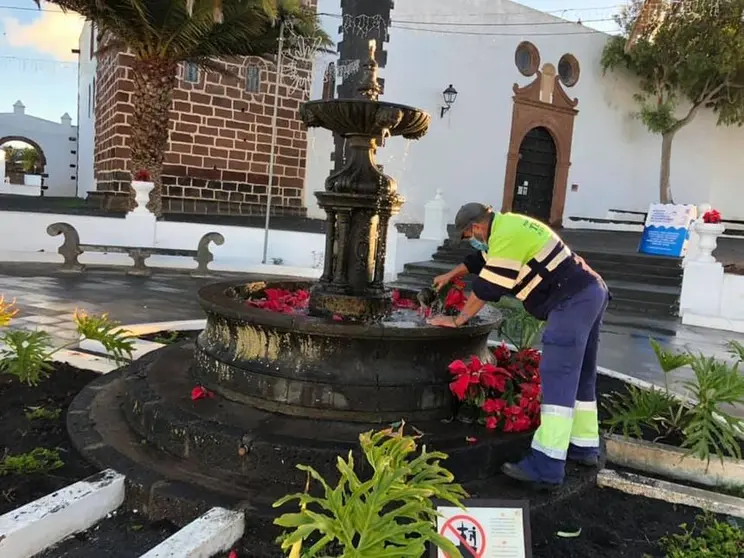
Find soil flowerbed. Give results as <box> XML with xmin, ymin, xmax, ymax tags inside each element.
<box><xmin>0</xmin><ymin>363</ymin><xmax>99</xmax><ymax>514</ymax></box>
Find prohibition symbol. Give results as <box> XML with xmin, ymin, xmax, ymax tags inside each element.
<box><xmin>440</xmin><ymin>514</ymin><xmax>486</xmax><ymax>558</ymax></box>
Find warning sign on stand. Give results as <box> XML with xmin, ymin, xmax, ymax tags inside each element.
<box><xmin>433</xmin><ymin>500</ymin><xmax>531</xmax><ymax>558</ymax></box>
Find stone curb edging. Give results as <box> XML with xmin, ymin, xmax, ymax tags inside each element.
<box><xmin>0</xmin><ymin>469</ymin><xmax>125</xmax><ymax>558</ymax></box>
<box><xmin>139</xmin><ymin>507</ymin><xmax>244</xmax><ymax>558</ymax></box>
<box><xmin>597</xmin><ymin>468</ymin><xmax>744</xmax><ymax>519</ymax></box>
<box><xmin>604</xmin><ymin>433</ymin><xmax>744</xmax><ymax>490</ymax></box>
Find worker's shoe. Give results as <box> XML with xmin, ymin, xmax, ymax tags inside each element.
<box><xmin>501</xmin><ymin>462</ymin><xmax>561</xmax><ymax>492</ymax></box>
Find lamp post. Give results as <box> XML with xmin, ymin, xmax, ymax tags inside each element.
<box><xmin>440</xmin><ymin>84</ymin><xmax>458</xmax><ymax>118</ymax></box>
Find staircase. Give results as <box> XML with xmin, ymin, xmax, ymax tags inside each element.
<box><xmin>394</xmin><ymin>230</ymin><xmax>683</xmax><ymax>319</ymax></box>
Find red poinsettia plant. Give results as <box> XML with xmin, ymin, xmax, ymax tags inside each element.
<box><xmin>702</xmin><ymin>209</ymin><xmax>722</xmax><ymax>224</ymax></box>
<box><xmin>247</xmin><ymin>288</ymin><xmax>310</xmax><ymax>314</ymax></box>
<box><xmin>133</xmin><ymin>169</ymin><xmax>151</xmax><ymax>182</ymax></box>
<box><xmin>448</xmin><ymin>343</ymin><xmax>541</xmax><ymax>433</ymax></box>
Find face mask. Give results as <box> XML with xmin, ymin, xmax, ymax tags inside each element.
<box><xmin>469</xmin><ymin>238</ymin><xmax>488</xmax><ymax>252</ymax></box>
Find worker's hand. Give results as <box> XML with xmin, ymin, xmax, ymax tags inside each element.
<box><xmin>432</xmin><ymin>273</ymin><xmax>452</xmax><ymax>291</ymax></box>
<box><xmin>427</xmin><ymin>315</ymin><xmax>458</xmax><ymax>328</ymax></box>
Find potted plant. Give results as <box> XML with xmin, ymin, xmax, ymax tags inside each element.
<box><xmin>131</xmin><ymin>169</ymin><xmax>154</xmax><ymax>214</ymax></box>
<box><xmin>694</xmin><ymin>209</ymin><xmax>725</xmax><ymax>263</ymax></box>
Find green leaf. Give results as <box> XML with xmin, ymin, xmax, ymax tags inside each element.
<box><xmin>0</xmin><ymin>329</ymin><xmax>54</xmax><ymax>386</ymax></box>
<box><xmin>650</xmin><ymin>338</ymin><xmax>694</xmax><ymax>373</ymax></box>
<box><xmin>74</xmin><ymin>311</ymin><xmax>135</xmax><ymax>364</ymax></box>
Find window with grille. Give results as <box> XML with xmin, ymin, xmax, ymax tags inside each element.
<box><xmin>245</xmin><ymin>65</ymin><xmax>261</xmax><ymax>93</ymax></box>
<box><xmin>184</xmin><ymin>63</ymin><xmax>199</xmax><ymax>84</ymax></box>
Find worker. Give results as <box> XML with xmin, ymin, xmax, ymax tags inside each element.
<box><xmin>427</xmin><ymin>203</ymin><xmax>610</xmax><ymax>491</ymax></box>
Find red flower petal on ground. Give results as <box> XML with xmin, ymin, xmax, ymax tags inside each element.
<box><xmin>482</xmin><ymin>398</ymin><xmax>507</xmax><ymax>414</ymax></box>
<box><xmin>448</xmin><ymin>359</ymin><xmax>469</xmax><ymax>376</ymax></box>
<box><xmin>191</xmin><ymin>386</ymin><xmax>214</xmax><ymax>401</ymax></box>
<box><xmin>332</xmin><ymin>314</ymin><xmax>344</xmax><ymax>321</ymax></box>
<box><xmin>485</xmin><ymin>416</ymin><xmax>498</xmax><ymax>430</ymax></box>
<box><xmin>228</xmin><ymin>551</ymin><xmax>238</xmax><ymax>558</ymax></box>
<box><xmin>465</xmin><ymin>436</ymin><xmax>478</xmax><ymax>443</ymax></box>
<box><xmin>449</xmin><ymin>375</ymin><xmax>471</xmax><ymax>400</ymax></box>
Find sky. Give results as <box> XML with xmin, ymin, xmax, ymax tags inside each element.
<box><xmin>0</xmin><ymin>0</ymin><xmax>621</xmax><ymax>124</ymax></box>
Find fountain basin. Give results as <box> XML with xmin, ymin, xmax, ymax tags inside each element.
<box><xmin>194</xmin><ymin>280</ymin><xmax>502</xmax><ymax>423</ymax></box>
<box><xmin>301</xmin><ymin>99</ymin><xmax>431</xmax><ymax>140</ymax></box>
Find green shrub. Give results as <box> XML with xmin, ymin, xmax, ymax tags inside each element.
<box><xmin>273</xmin><ymin>423</ymin><xmax>468</xmax><ymax>558</ymax></box>
<box><xmin>0</xmin><ymin>301</ymin><xmax>135</xmax><ymax>386</ymax></box>
<box><xmin>0</xmin><ymin>448</ymin><xmax>64</xmax><ymax>475</ymax></box>
<box><xmin>492</xmin><ymin>298</ymin><xmax>545</xmax><ymax>351</ymax></box>
<box><xmin>646</xmin><ymin>513</ymin><xmax>744</xmax><ymax>558</ymax></box>
<box><xmin>603</xmin><ymin>339</ymin><xmax>744</xmax><ymax>462</ymax></box>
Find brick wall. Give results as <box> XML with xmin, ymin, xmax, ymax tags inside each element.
<box><xmin>93</xmin><ymin>4</ymin><xmax>317</xmax><ymax>216</ymax></box>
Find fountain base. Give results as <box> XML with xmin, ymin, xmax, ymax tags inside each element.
<box><xmin>68</xmin><ymin>344</ymin><xmax>557</xmax><ymax>525</ymax></box>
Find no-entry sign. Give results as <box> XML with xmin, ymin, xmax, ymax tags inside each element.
<box><xmin>434</xmin><ymin>500</ymin><xmax>532</xmax><ymax>558</ymax></box>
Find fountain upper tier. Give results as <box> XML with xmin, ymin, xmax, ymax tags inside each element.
<box><xmin>300</xmin><ymin>99</ymin><xmax>430</xmax><ymax>141</ymax></box>
<box><xmin>300</xmin><ymin>38</ymin><xmax>431</xmax><ymax>143</ymax></box>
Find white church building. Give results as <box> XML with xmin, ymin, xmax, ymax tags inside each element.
<box><xmin>10</xmin><ymin>0</ymin><xmax>737</xmax><ymax>226</ymax></box>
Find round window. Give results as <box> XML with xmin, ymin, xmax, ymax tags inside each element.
<box><xmin>558</xmin><ymin>54</ymin><xmax>580</xmax><ymax>87</ymax></box>
<box><xmin>514</xmin><ymin>42</ymin><xmax>539</xmax><ymax>77</ymax></box>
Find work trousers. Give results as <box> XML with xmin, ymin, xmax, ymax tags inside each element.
<box><xmin>518</xmin><ymin>280</ymin><xmax>610</xmax><ymax>484</ymax></box>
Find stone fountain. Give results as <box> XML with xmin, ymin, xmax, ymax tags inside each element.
<box><xmin>68</xmin><ymin>41</ymin><xmax>529</xmax><ymax>530</ymax></box>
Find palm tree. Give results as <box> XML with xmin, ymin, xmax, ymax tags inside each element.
<box><xmin>36</xmin><ymin>0</ymin><xmax>328</xmax><ymax>215</ymax></box>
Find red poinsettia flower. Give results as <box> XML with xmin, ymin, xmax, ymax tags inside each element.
<box><xmin>444</xmin><ymin>288</ymin><xmax>467</xmax><ymax>311</ymax></box>
<box><xmin>133</xmin><ymin>169</ymin><xmax>151</xmax><ymax>181</ymax></box>
<box><xmin>448</xmin><ymin>360</ymin><xmax>469</xmax><ymax>376</ymax></box>
<box><xmin>228</xmin><ymin>550</ymin><xmax>238</xmax><ymax>558</ymax></box>
<box><xmin>449</xmin><ymin>374</ymin><xmax>472</xmax><ymax>400</ymax></box>
<box><xmin>391</xmin><ymin>290</ymin><xmax>417</xmax><ymax>310</ymax></box>
<box><xmin>484</xmin><ymin>416</ymin><xmax>499</xmax><ymax>430</ymax></box>
<box><xmin>191</xmin><ymin>386</ymin><xmax>214</xmax><ymax>401</ymax></box>
<box><xmin>505</xmin><ymin>414</ymin><xmax>532</xmax><ymax>433</ymax></box>
<box><xmin>452</xmin><ymin>277</ymin><xmax>466</xmax><ymax>290</ymax></box>
<box><xmin>480</xmin><ymin>370</ymin><xmax>507</xmax><ymax>392</ymax></box>
<box><xmin>492</xmin><ymin>343</ymin><xmax>511</xmax><ymax>363</ymax></box>
<box><xmin>482</xmin><ymin>398</ymin><xmax>506</xmax><ymax>414</ymax></box>
<box><xmin>520</xmin><ymin>382</ymin><xmax>541</xmax><ymax>400</ymax></box>
<box><xmin>703</xmin><ymin>209</ymin><xmax>722</xmax><ymax>224</ymax></box>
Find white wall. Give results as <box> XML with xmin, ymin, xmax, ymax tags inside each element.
<box><xmin>0</xmin><ymin>102</ymin><xmax>78</xmax><ymax>197</ymax></box>
<box><xmin>77</xmin><ymin>21</ymin><xmax>97</xmax><ymax>199</ymax></box>
<box><xmin>303</xmin><ymin>0</ymin><xmax>744</xmax><ymax>223</ymax></box>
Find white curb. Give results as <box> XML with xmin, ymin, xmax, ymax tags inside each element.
<box><xmin>605</xmin><ymin>433</ymin><xmax>744</xmax><ymax>489</ymax></box>
<box><xmin>597</xmin><ymin>468</ymin><xmax>744</xmax><ymax>519</ymax></box>
<box><xmin>0</xmin><ymin>469</ymin><xmax>125</xmax><ymax>558</ymax></box>
<box><xmin>52</xmin><ymin>348</ymin><xmax>120</xmax><ymax>374</ymax></box>
<box><xmin>139</xmin><ymin>507</ymin><xmax>244</xmax><ymax>558</ymax></box>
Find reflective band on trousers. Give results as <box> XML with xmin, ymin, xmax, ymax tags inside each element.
<box><xmin>532</xmin><ymin>406</ymin><xmax>574</xmax><ymax>461</ymax></box>
<box><xmin>571</xmin><ymin>400</ymin><xmax>599</xmax><ymax>449</ymax></box>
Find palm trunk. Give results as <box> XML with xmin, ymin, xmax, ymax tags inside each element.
<box><xmin>659</xmin><ymin>131</ymin><xmax>676</xmax><ymax>204</ymax></box>
<box><xmin>130</xmin><ymin>58</ymin><xmax>177</xmax><ymax>217</ymax></box>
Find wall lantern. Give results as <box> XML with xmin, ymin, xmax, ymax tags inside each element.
<box><xmin>440</xmin><ymin>84</ymin><xmax>458</xmax><ymax>118</ymax></box>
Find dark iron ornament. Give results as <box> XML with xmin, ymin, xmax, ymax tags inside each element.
<box><xmin>300</xmin><ymin>40</ymin><xmax>432</xmax><ymax>320</ymax></box>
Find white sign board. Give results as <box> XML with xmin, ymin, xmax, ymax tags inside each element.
<box><xmin>434</xmin><ymin>500</ymin><xmax>531</xmax><ymax>558</ymax></box>
<box><xmin>638</xmin><ymin>203</ymin><xmax>697</xmax><ymax>258</ymax></box>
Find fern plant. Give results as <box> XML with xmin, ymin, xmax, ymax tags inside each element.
<box><xmin>0</xmin><ymin>299</ymin><xmax>135</xmax><ymax>385</ymax></box>
<box><xmin>273</xmin><ymin>423</ymin><xmax>469</xmax><ymax>558</ymax></box>
<box><xmin>681</xmin><ymin>355</ymin><xmax>744</xmax><ymax>461</ymax></box>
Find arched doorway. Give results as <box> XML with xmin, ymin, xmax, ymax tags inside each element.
<box><xmin>512</xmin><ymin>127</ymin><xmax>557</xmax><ymax>222</ymax></box>
<box><xmin>0</xmin><ymin>136</ymin><xmax>47</xmax><ymax>186</ymax></box>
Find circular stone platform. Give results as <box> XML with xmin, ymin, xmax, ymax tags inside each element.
<box><xmin>68</xmin><ymin>340</ymin><xmax>602</xmax><ymax>529</ymax></box>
